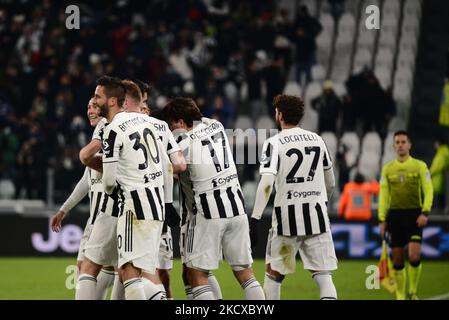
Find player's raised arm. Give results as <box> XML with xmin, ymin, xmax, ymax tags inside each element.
<box><xmin>166</xmin><ymin>129</ymin><xmax>187</xmax><ymax>174</ymax></box>
<box><xmin>51</xmin><ymin>168</ymin><xmax>89</xmax><ymax>232</ymax></box>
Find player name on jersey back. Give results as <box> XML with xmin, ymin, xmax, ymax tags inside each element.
<box><xmin>260</xmin><ymin>127</ymin><xmax>333</xmax><ymax>236</ymax></box>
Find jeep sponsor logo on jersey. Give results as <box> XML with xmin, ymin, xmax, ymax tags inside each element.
<box><xmin>286</xmin><ymin>190</ymin><xmax>322</xmax><ymax>200</ymax></box>
<box><xmin>212</xmin><ymin>173</ymin><xmax>238</xmax><ymax>188</ymax></box>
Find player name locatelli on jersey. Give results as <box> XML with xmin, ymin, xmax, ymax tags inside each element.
<box><xmin>278</xmin><ymin>133</ymin><xmax>320</xmax><ymax>144</ymax></box>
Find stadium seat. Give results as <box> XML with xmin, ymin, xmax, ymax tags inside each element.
<box><xmin>335</xmin><ymin>32</ymin><xmax>354</xmax><ymax>54</ymax></box>
<box><xmin>394</xmin><ymin>67</ymin><xmax>414</xmax><ymax>89</ymax></box>
<box><xmin>234</xmin><ymin>115</ymin><xmax>253</xmax><ymax>130</ymax></box>
<box><xmin>375</xmin><ymin>48</ymin><xmax>394</xmax><ymax>69</ymax></box>
<box><xmin>224</xmin><ymin>82</ymin><xmax>238</xmax><ymax>104</ymax></box>
<box><xmin>358</xmin><ymin>151</ymin><xmax>381</xmax><ymax>180</ymax></box>
<box><xmin>340</xmin><ymin>131</ymin><xmax>360</xmax><ymax>165</ymax></box>
<box><xmin>304</xmin><ymin>81</ymin><xmax>322</xmax><ymax>103</ymax></box>
<box><xmin>321</xmin><ymin>132</ymin><xmax>338</xmax><ymax>161</ymax></box>
<box><xmin>357</xmin><ymin>29</ymin><xmax>377</xmax><ymax>51</ymax></box>
<box><xmin>382</xmin><ymin>132</ymin><xmax>396</xmax><ymax>165</ymax></box>
<box><xmin>311</xmin><ymin>64</ymin><xmax>326</xmax><ymax>82</ymax></box>
<box><xmin>338</xmin><ymin>13</ymin><xmax>356</xmax><ymax>35</ymax></box>
<box><xmin>397</xmin><ymin>47</ymin><xmax>416</xmax><ymax>69</ymax></box>
<box><xmin>361</xmin><ymin>131</ymin><xmax>382</xmax><ymax>154</ymax></box>
<box><xmin>374</xmin><ymin>66</ymin><xmax>392</xmax><ymax>90</ymax></box>
<box><xmin>301</xmin><ymin>0</ymin><xmax>318</xmax><ymax>17</ymax></box>
<box><xmin>283</xmin><ymin>81</ymin><xmax>302</xmax><ymax>96</ymax></box>
<box><xmin>317</xmin><ymin>33</ymin><xmax>332</xmax><ymax>67</ymax></box>
<box><xmin>378</xmin><ymin>31</ymin><xmax>397</xmax><ymax>51</ymax></box>
<box><xmin>332</xmin><ymin>81</ymin><xmax>347</xmax><ymax>98</ymax></box>
<box><xmin>255</xmin><ymin>115</ymin><xmax>275</xmax><ymax>130</ymax></box>
<box><xmin>404</xmin><ymin>0</ymin><xmax>422</xmax><ymax>19</ymax></box>
<box><xmin>353</xmin><ymin>48</ymin><xmax>372</xmax><ymax>69</ymax></box>
<box><xmin>300</xmin><ymin>108</ymin><xmax>318</xmax><ymax>133</ymax></box>
<box><xmin>319</xmin><ymin>13</ymin><xmax>335</xmax><ymax>35</ymax></box>
<box><xmin>382</xmin><ymin>0</ymin><xmax>401</xmax><ymax>16</ymax></box>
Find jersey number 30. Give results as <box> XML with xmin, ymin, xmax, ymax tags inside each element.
<box><xmin>129</xmin><ymin>128</ymin><xmax>160</xmax><ymax>169</ymax></box>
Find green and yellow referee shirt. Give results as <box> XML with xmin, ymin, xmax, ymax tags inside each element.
<box><xmin>378</xmin><ymin>156</ymin><xmax>433</xmax><ymax>222</ymax></box>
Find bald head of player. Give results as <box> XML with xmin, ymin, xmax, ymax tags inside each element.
<box><xmin>94</xmin><ymin>75</ymin><xmax>126</xmax><ymax>122</ymax></box>
<box><xmin>393</xmin><ymin>130</ymin><xmax>412</xmax><ymax>161</ymax></box>
<box><xmin>273</xmin><ymin>94</ymin><xmax>305</xmax><ymax>130</ymax></box>
<box><xmin>161</xmin><ymin>97</ymin><xmax>203</xmax><ymax>131</ymax></box>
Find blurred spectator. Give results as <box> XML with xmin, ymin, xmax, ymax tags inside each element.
<box><xmin>338</xmin><ymin>172</ymin><xmax>380</xmax><ymax>221</ymax></box>
<box><xmin>311</xmin><ymin>80</ymin><xmax>342</xmax><ymax>134</ymax></box>
<box><xmin>292</xmin><ymin>5</ymin><xmax>322</xmax><ymax>85</ymax></box>
<box><xmin>430</xmin><ymin>136</ymin><xmax>449</xmax><ymax>210</ymax></box>
<box><xmin>328</xmin><ymin>0</ymin><xmax>345</xmax><ymax>21</ymax></box>
<box><xmin>204</xmin><ymin>93</ymin><xmax>233</xmax><ymax>128</ymax></box>
<box><xmin>0</xmin><ymin>124</ymin><xmax>19</xmax><ymax>180</ymax></box>
<box><xmin>438</xmin><ymin>78</ymin><xmax>449</xmax><ymax>127</ymax></box>
<box><xmin>345</xmin><ymin>67</ymin><xmax>393</xmax><ymax>138</ymax></box>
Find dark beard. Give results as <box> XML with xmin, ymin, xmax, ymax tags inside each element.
<box><xmin>98</xmin><ymin>103</ymin><xmax>108</xmax><ymax>118</ymax></box>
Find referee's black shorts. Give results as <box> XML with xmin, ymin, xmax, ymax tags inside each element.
<box><xmin>386</xmin><ymin>208</ymin><xmax>423</xmax><ymax>247</ymax></box>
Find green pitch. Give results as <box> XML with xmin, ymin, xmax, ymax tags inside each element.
<box><xmin>0</xmin><ymin>258</ymin><xmax>448</xmax><ymax>300</ymax></box>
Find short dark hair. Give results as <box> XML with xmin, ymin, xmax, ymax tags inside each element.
<box><xmin>122</xmin><ymin>79</ymin><xmax>142</xmax><ymax>103</ymax></box>
<box><xmin>133</xmin><ymin>79</ymin><xmax>152</xmax><ymax>99</ymax></box>
<box><xmin>161</xmin><ymin>97</ymin><xmax>203</xmax><ymax>128</ymax></box>
<box><xmin>273</xmin><ymin>94</ymin><xmax>304</xmax><ymax>125</ymax></box>
<box><xmin>96</xmin><ymin>75</ymin><xmax>126</xmax><ymax>107</ymax></box>
<box><xmin>394</xmin><ymin>130</ymin><xmax>411</xmax><ymax>142</ymax></box>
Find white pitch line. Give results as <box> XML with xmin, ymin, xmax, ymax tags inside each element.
<box><xmin>425</xmin><ymin>292</ymin><xmax>449</xmax><ymax>300</ymax></box>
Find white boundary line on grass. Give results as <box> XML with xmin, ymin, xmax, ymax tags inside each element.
<box><xmin>425</xmin><ymin>292</ymin><xmax>449</xmax><ymax>300</ymax></box>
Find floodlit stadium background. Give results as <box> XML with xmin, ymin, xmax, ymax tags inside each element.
<box><xmin>0</xmin><ymin>0</ymin><xmax>448</xmax><ymax>299</ymax></box>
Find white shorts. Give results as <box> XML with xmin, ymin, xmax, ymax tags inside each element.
<box><xmin>157</xmin><ymin>229</ymin><xmax>173</xmax><ymax>270</ymax></box>
<box><xmin>265</xmin><ymin>229</ymin><xmax>338</xmax><ymax>275</ymax></box>
<box><xmin>84</xmin><ymin>212</ymin><xmax>118</xmax><ymax>267</ymax></box>
<box><xmin>117</xmin><ymin>207</ymin><xmax>163</xmax><ymax>274</ymax></box>
<box><xmin>184</xmin><ymin>213</ymin><xmax>253</xmax><ymax>271</ymax></box>
<box><xmin>77</xmin><ymin>223</ymin><xmax>94</xmax><ymax>262</ymax></box>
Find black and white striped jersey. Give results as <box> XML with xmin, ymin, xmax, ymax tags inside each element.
<box><xmin>102</xmin><ymin>112</ymin><xmax>166</xmax><ymax>221</ymax></box>
<box><xmin>259</xmin><ymin>127</ymin><xmax>333</xmax><ymax>236</ymax></box>
<box><xmin>145</xmin><ymin>116</ymin><xmax>180</xmax><ymax>156</ymax></box>
<box><xmin>176</xmin><ymin>118</ymin><xmax>246</xmax><ymax>219</ymax></box>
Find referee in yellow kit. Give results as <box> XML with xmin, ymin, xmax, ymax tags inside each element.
<box><xmin>378</xmin><ymin>130</ymin><xmax>433</xmax><ymax>300</ymax></box>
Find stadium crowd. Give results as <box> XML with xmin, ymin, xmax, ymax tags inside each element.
<box><xmin>0</xmin><ymin>0</ymin><xmax>400</xmax><ymax>203</ymax></box>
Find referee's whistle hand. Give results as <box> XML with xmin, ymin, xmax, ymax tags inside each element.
<box><xmin>417</xmin><ymin>214</ymin><xmax>428</xmax><ymax>228</ymax></box>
